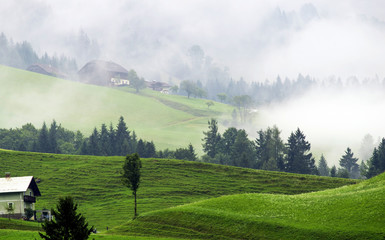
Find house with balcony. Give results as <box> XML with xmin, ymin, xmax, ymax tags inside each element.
<box><xmin>0</xmin><ymin>174</ymin><xmax>41</xmax><ymax>220</ymax></box>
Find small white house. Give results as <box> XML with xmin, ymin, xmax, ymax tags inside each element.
<box><xmin>0</xmin><ymin>174</ymin><xmax>41</xmax><ymax>219</ymax></box>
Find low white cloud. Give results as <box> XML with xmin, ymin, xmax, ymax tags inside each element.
<box><xmin>257</xmin><ymin>85</ymin><xmax>385</xmax><ymax>166</ymax></box>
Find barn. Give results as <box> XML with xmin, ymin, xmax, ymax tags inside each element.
<box><xmin>27</xmin><ymin>64</ymin><xmax>68</xmax><ymax>79</ymax></box>
<box><xmin>77</xmin><ymin>60</ymin><xmax>129</xmax><ymax>86</ymax></box>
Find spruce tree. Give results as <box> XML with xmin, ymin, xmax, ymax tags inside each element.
<box><xmin>330</xmin><ymin>165</ymin><xmax>337</xmax><ymax>177</ymax></box>
<box><xmin>255</xmin><ymin>126</ymin><xmax>284</xmax><ymax>171</ymax></box>
<box><xmin>116</xmin><ymin>116</ymin><xmax>131</xmax><ymax>155</ymax></box>
<box><xmin>318</xmin><ymin>154</ymin><xmax>329</xmax><ymax>176</ymax></box>
<box><xmin>202</xmin><ymin>119</ymin><xmax>221</xmax><ymax>158</ymax></box>
<box><xmin>340</xmin><ymin>147</ymin><xmax>359</xmax><ymax>178</ymax></box>
<box><xmin>99</xmin><ymin>124</ymin><xmax>110</xmax><ymax>156</ymax></box>
<box><xmin>285</xmin><ymin>128</ymin><xmax>315</xmax><ymax>174</ymax></box>
<box><xmin>136</xmin><ymin>139</ymin><xmax>146</xmax><ymax>157</ymax></box>
<box><xmin>366</xmin><ymin>138</ymin><xmax>385</xmax><ymax>178</ymax></box>
<box><xmin>38</xmin><ymin>122</ymin><xmax>50</xmax><ymax>153</ymax></box>
<box><xmin>88</xmin><ymin>128</ymin><xmax>100</xmax><ymax>155</ymax></box>
<box><xmin>230</xmin><ymin>129</ymin><xmax>255</xmax><ymax>168</ymax></box>
<box><xmin>39</xmin><ymin>196</ymin><xmax>93</xmax><ymax>240</ymax></box>
<box><xmin>48</xmin><ymin>120</ymin><xmax>59</xmax><ymax>153</ymax></box>
<box><xmin>108</xmin><ymin>123</ymin><xmax>116</xmax><ymax>155</ymax></box>
<box><xmin>145</xmin><ymin>141</ymin><xmax>156</xmax><ymax>158</ymax></box>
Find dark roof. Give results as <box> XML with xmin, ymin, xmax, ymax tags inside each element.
<box><xmin>78</xmin><ymin>60</ymin><xmax>128</xmax><ymax>75</ymax></box>
<box><xmin>27</xmin><ymin>64</ymin><xmax>67</xmax><ymax>78</ymax></box>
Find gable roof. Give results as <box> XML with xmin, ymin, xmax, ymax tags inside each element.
<box><xmin>27</xmin><ymin>64</ymin><xmax>68</xmax><ymax>78</ymax></box>
<box><xmin>78</xmin><ymin>60</ymin><xmax>129</xmax><ymax>75</ymax></box>
<box><xmin>0</xmin><ymin>176</ymin><xmax>41</xmax><ymax>196</ymax></box>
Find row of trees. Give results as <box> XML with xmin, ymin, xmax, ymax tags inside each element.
<box><xmin>201</xmin><ymin>119</ymin><xmax>385</xmax><ymax>179</ymax></box>
<box><xmin>201</xmin><ymin>120</ymin><xmax>317</xmax><ymax>174</ymax></box>
<box><xmin>0</xmin><ymin>117</ymin><xmax>196</xmax><ymax>161</ymax></box>
<box><xmin>2</xmin><ymin>117</ymin><xmax>385</xmax><ymax>179</ymax></box>
<box><xmin>0</xmin><ymin>32</ymin><xmax>78</xmax><ymax>73</ymax></box>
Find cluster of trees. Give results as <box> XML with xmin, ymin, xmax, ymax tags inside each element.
<box><xmin>201</xmin><ymin>120</ymin><xmax>317</xmax><ymax>174</ymax></box>
<box><xmin>0</xmin><ymin>32</ymin><xmax>78</xmax><ymax>73</ymax></box>
<box><xmin>201</xmin><ymin>119</ymin><xmax>385</xmax><ymax>179</ymax></box>
<box><xmin>317</xmin><ymin>149</ymin><xmax>361</xmax><ymax>179</ymax></box>
<box><xmin>363</xmin><ymin>138</ymin><xmax>385</xmax><ymax>178</ymax></box>
<box><xmin>0</xmin><ymin>117</ymin><xmax>196</xmax><ymax>161</ymax></box>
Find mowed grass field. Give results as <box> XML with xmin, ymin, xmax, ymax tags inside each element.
<box><xmin>0</xmin><ymin>149</ymin><xmax>358</xmax><ymax>239</ymax></box>
<box><xmin>0</xmin><ymin>65</ymin><xmax>233</xmax><ymax>152</ymax></box>
<box><xmin>112</xmin><ymin>173</ymin><xmax>385</xmax><ymax>240</ymax></box>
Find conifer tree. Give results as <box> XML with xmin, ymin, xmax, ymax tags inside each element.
<box><xmin>99</xmin><ymin>124</ymin><xmax>110</xmax><ymax>156</ymax></box>
<box><xmin>230</xmin><ymin>129</ymin><xmax>255</xmax><ymax>168</ymax></box>
<box><xmin>38</xmin><ymin>122</ymin><xmax>50</xmax><ymax>153</ymax></box>
<box><xmin>202</xmin><ymin>119</ymin><xmax>221</xmax><ymax>158</ymax></box>
<box><xmin>48</xmin><ymin>120</ymin><xmax>59</xmax><ymax>153</ymax></box>
<box><xmin>116</xmin><ymin>116</ymin><xmax>131</xmax><ymax>155</ymax></box>
<box><xmin>318</xmin><ymin>154</ymin><xmax>329</xmax><ymax>176</ymax></box>
<box><xmin>136</xmin><ymin>139</ymin><xmax>146</xmax><ymax>157</ymax></box>
<box><xmin>255</xmin><ymin>126</ymin><xmax>284</xmax><ymax>171</ymax></box>
<box><xmin>340</xmin><ymin>147</ymin><xmax>359</xmax><ymax>178</ymax></box>
<box><xmin>366</xmin><ymin>138</ymin><xmax>385</xmax><ymax>178</ymax></box>
<box><xmin>330</xmin><ymin>165</ymin><xmax>337</xmax><ymax>177</ymax></box>
<box><xmin>285</xmin><ymin>128</ymin><xmax>315</xmax><ymax>174</ymax></box>
<box><xmin>39</xmin><ymin>196</ymin><xmax>93</xmax><ymax>240</ymax></box>
<box><xmin>145</xmin><ymin>141</ymin><xmax>156</xmax><ymax>158</ymax></box>
<box><xmin>108</xmin><ymin>123</ymin><xmax>116</xmax><ymax>155</ymax></box>
<box><xmin>88</xmin><ymin>128</ymin><xmax>100</xmax><ymax>155</ymax></box>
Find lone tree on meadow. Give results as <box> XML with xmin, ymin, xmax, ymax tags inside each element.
<box><xmin>123</xmin><ymin>153</ymin><xmax>142</xmax><ymax>218</ymax></box>
<box><xmin>39</xmin><ymin>196</ymin><xmax>93</xmax><ymax>240</ymax></box>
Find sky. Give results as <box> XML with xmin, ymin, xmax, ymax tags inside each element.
<box><xmin>2</xmin><ymin>0</ymin><xmax>385</xmax><ymax>166</ymax></box>
<box><xmin>1</xmin><ymin>0</ymin><xmax>385</xmax><ymax>81</ymax></box>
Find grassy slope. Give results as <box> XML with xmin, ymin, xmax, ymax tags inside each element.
<box><xmin>0</xmin><ymin>65</ymin><xmax>233</xmax><ymax>151</ymax></box>
<box><xmin>0</xmin><ymin>149</ymin><xmax>357</xmax><ymax>235</ymax></box>
<box><xmin>112</xmin><ymin>174</ymin><xmax>385</xmax><ymax>240</ymax></box>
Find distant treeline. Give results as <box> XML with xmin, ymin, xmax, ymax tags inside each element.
<box><xmin>200</xmin><ymin>119</ymin><xmax>385</xmax><ymax>179</ymax></box>
<box><xmin>0</xmin><ymin>117</ymin><xmax>196</xmax><ymax>161</ymax></box>
<box><xmin>0</xmin><ymin>32</ymin><xmax>77</xmax><ymax>73</ymax></box>
<box><xmin>1</xmin><ymin>117</ymin><xmax>385</xmax><ymax>178</ymax></box>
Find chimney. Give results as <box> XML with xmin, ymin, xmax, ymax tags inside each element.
<box><xmin>5</xmin><ymin>172</ymin><xmax>10</xmax><ymax>179</ymax></box>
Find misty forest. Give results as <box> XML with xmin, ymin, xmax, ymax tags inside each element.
<box><xmin>1</xmin><ymin>1</ymin><xmax>385</xmax><ymax>239</ymax></box>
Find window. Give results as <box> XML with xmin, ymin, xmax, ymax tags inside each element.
<box><xmin>7</xmin><ymin>202</ymin><xmax>14</xmax><ymax>210</ymax></box>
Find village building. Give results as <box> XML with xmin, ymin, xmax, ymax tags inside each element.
<box><xmin>77</xmin><ymin>60</ymin><xmax>130</xmax><ymax>86</ymax></box>
<box><xmin>146</xmin><ymin>80</ymin><xmax>171</xmax><ymax>94</ymax></box>
<box><xmin>0</xmin><ymin>174</ymin><xmax>41</xmax><ymax>220</ymax></box>
<box><xmin>26</xmin><ymin>64</ymin><xmax>68</xmax><ymax>79</ymax></box>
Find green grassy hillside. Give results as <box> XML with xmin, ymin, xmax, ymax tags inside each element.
<box><xmin>0</xmin><ymin>65</ymin><xmax>233</xmax><ymax>152</ymax></box>
<box><xmin>0</xmin><ymin>149</ymin><xmax>357</xmax><ymax>236</ymax></box>
<box><xmin>111</xmin><ymin>173</ymin><xmax>385</xmax><ymax>239</ymax></box>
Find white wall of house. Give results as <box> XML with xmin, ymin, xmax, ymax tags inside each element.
<box><xmin>0</xmin><ymin>192</ymin><xmax>23</xmax><ymax>215</ymax></box>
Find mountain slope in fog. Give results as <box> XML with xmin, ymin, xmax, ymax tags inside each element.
<box><xmin>0</xmin><ymin>65</ymin><xmax>232</xmax><ymax>151</ymax></box>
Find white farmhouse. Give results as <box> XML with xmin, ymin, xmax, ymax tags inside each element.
<box><xmin>0</xmin><ymin>174</ymin><xmax>41</xmax><ymax>220</ymax></box>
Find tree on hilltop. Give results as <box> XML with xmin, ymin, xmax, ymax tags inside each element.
<box><xmin>285</xmin><ymin>128</ymin><xmax>316</xmax><ymax>174</ymax></box>
<box><xmin>340</xmin><ymin>147</ymin><xmax>359</xmax><ymax>178</ymax></box>
<box><xmin>122</xmin><ymin>153</ymin><xmax>142</xmax><ymax>218</ymax></box>
<box><xmin>318</xmin><ymin>154</ymin><xmax>329</xmax><ymax>176</ymax></box>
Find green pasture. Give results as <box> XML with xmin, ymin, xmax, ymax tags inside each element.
<box><xmin>112</xmin><ymin>173</ymin><xmax>385</xmax><ymax>239</ymax></box>
<box><xmin>0</xmin><ymin>149</ymin><xmax>357</xmax><ymax>239</ymax></box>
<box><xmin>0</xmin><ymin>65</ymin><xmax>233</xmax><ymax>152</ymax></box>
